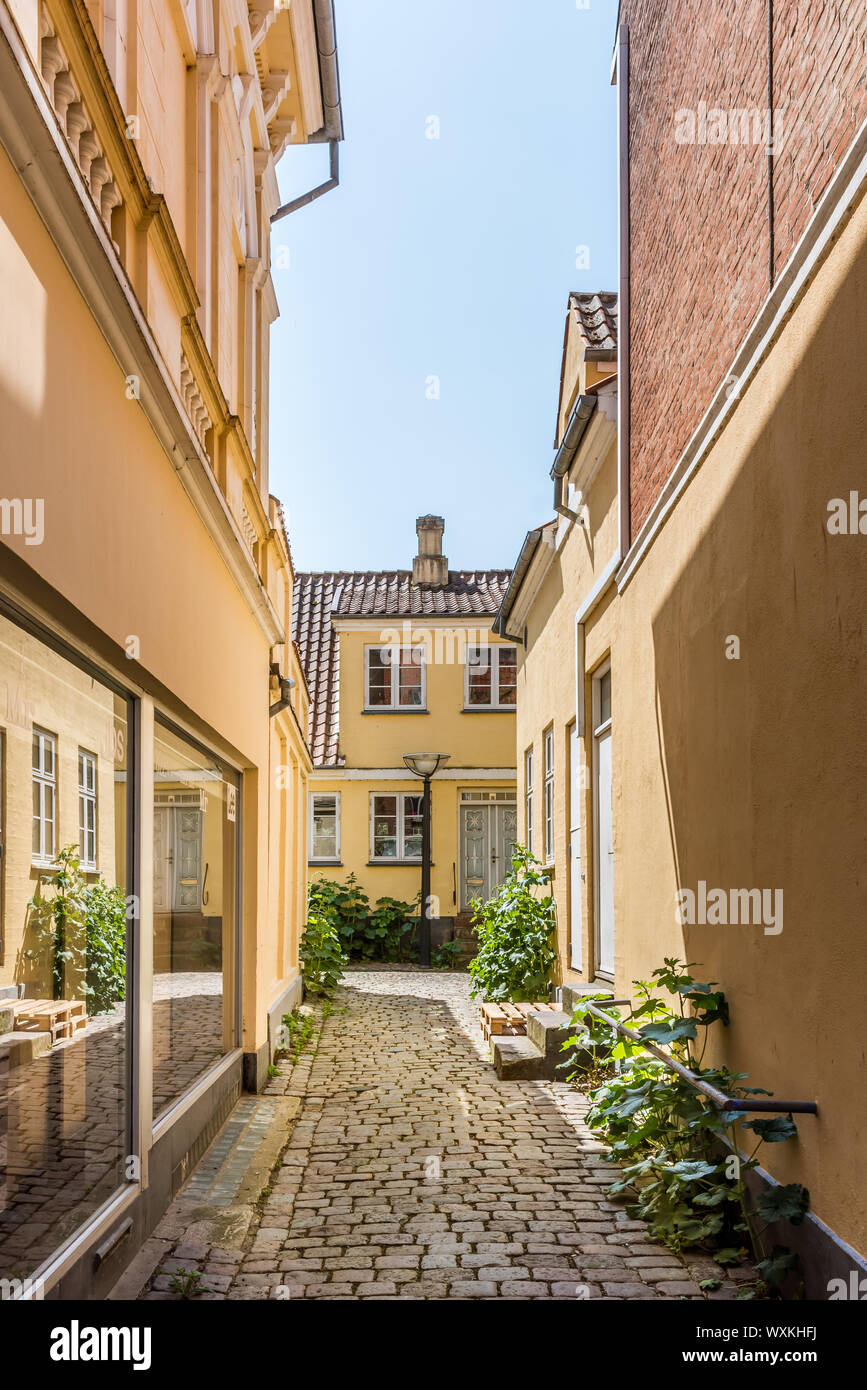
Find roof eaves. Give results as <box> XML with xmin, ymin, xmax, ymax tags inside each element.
<box><xmin>493</xmin><ymin>526</ymin><xmax>550</xmax><ymax>639</ymax></box>
<box><xmin>551</xmin><ymin>393</ymin><xmax>599</xmax><ymax>480</ymax></box>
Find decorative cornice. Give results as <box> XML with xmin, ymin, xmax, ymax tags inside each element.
<box><xmin>0</xmin><ymin>0</ymin><xmax>284</xmax><ymax>648</ymax></box>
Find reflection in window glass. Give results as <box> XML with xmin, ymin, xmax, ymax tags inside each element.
<box><xmin>310</xmin><ymin>794</ymin><xmax>338</xmax><ymax>860</ymax></box>
<box><xmin>372</xmin><ymin>793</ymin><xmax>424</xmax><ymax>860</ymax></box>
<box><xmin>0</xmin><ymin>612</ymin><xmax>129</xmax><ymax>1283</ymax></box>
<box><xmin>153</xmin><ymin>722</ymin><xmax>237</xmax><ymax>1117</ymax></box>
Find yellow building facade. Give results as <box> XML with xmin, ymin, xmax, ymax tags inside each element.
<box><xmin>497</xmin><ymin>294</ymin><xmax>619</xmax><ymax>985</ymax></box>
<box><xmin>0</xmin><ymin>0</ymin><xmax>337</xmax><ymax>1296</ymax></box>
<box><xmin>294</xmin><ymin>518</ymin><xmax>517</xmax><ymax>942</ymax></box>
<box><xmin>504</xmin><ymin>196</ymin><xmax>867</xmax><ymax>1284</ymax></box>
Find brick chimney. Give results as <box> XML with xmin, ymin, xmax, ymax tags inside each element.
<box><xmin>412</xmin><ymin>515</ymin><xmax>449</xmax><ymax>587</ymax></box>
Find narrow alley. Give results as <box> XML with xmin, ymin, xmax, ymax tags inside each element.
<box><xmin>115</xmin><ymin>971</ymin><xmax>740</xmax><ymax>1302</ymax></box>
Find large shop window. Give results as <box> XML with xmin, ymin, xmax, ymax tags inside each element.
<box><xmin>152</xmin><ymin>720</ymin><xmax>238</xmax><ymax>1118</ymax></box>
<box><xmin>0</xmin><ymin>611</ymin><xmax>130</xmax><ymax>1284</ymax></box>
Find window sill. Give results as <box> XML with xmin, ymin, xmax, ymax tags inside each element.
<box><xmin>308</xmin><ymin>859</ymin><xmax>343</xmax><ymax>867</ymax></box>
<box><xmin>361</xmin><ymin>708</ymin><xmax>429</xmax><ymax>715</ymax></box>
<box><xmin>461</xmin><ymin>706</ymin><xmax>516</xmax><ymax>713</ymax></box>
<box><xmin>367</xmin><ymin>859</ymin><xmax>431</xmax><ymax>867</ymax></box>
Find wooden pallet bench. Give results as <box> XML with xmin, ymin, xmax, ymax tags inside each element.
<box><xmin>480</xmin><ymin>1000</ymin><xmax>559</xmax><ymax>1043</ymax></box>
<box><xmin>13</xmin><ymin>999</ymin><xmax>87</xmax><ymax>1046</ymax></box>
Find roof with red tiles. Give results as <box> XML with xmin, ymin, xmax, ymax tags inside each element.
<box><xmin>568</xmin><ymin>291</ymin><xmax>618</xmax><ymax>354</ymax></box>
<box><xmin>292</xmin><ymin>569</ymin><xmax>511</xmax><ymax>767</ymax></box>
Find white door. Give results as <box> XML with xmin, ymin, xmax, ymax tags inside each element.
<box><xmin>461</xmin><ymin>805</ymin><xmax>490</xmax><ymax>908</ymax></box>
<box><xmin>154</xmin><ymin>803</ymin><xmax>203</xmax><ymax>913</ymax></box>
<box><xmin>460</xmin><ymin>802</ymin><xmax>517</xmax><ymax>909</ymax></box>
<box><xmin>569</xmin><ymin>722</ymin><xmax>583</xmax><ymax>970</ymax></box>
<box><xmin>593</xmin><ymin>668</ymin><xmax>614</xmax><ymax>977</ymax></box>
<box><xmin>153</xmin><ymin>806</ymin><xmax>170</xmax><ymax>912</ymax></box>
<box><xmin>173</xmin><ymin>808</ymin><xmax>203</xmax><ymax>911</ymax></box>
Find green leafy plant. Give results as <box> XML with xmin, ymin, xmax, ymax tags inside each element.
<box><xmin>467</xmin><ymin>845</ymin><xmax>556</xmax><ymax>1003</ymax></box>
<box><xmin>367</xmin><ymin>895</ymin><xmax>418</xmax><ymax>961</ymax></box>
<box><xmin>82</xmin><ymin>877</ymin><xmax>128</xmax><ymax>1013</ymax></box>
<box><xmin>432</xmin><ymin>939</ymin><xmax>462</xmax><ymax>970</ymax></box>
<box><xmin>299</xmin><ymin>889</ymin><xmax>347</xmax><ymax>995</ymax></box>
<box><xmin>564</xmin><ymin>958</ymin><xmax>809</xmax><ymax>1295</ymax></box>
<box><xmin>25</xmin><ymin>845</ymin><xmax>126</xmax><ymax>1015</ymax></box>
<box><xmin>309</xmin><ymin>875</ymin><xmax>418</xmax><ymax>961</ymax></box>
<box><xmin>313</xmin><ymin>874</ymin><xmax>371</xmax><ymax>956</ymax></box>
<box><xmin>168</xmin><ymin>1268</ymin><xmax>202</xmax><ymax>1299</ymax></box>
<box><xmin>281</xmin><ymin>1008</ymin><xmax>315</xmax><ymax>1057</ymax></box>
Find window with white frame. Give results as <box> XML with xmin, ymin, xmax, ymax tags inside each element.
<box><xmin>465</xmin><ymin>644</ymin><xmax>517</xmax><ymax>708</ymax></box>
<box><xmin>371</xmin><ymin>793</ymin><xmax>424</xmax><ymax>860</ymax></box>
<box><xmin>525</xmin><ymin>747</ymin><xmax>534</xmax><ymax>855</ymax></box>
<box><xmin>365</xmin><ymin>645</ymin><xmax>425</xmax><ymax>709</ymax></box>
<box><xmin>78</xmin><ymin>749</ymin><xmax>97</xmax><ymax>868</ymax></box>
<box><xmin>32</xmin><ymin>728</ymin><xmax>56</xmax><ymax>863</ymax></box>
<box><xmin>543</xmin><ymin>727</ymin><xmax>554</xmax><ymax>863</ymax></box>
<box><xmin>309</xmin><ymin>792</ymin><xmax>340</xmax><ymax>862</ymax></box>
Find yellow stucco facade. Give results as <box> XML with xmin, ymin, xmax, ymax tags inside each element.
<box><xmin>0</xmin><ymin>0</ymin><xmax>329</xmax><ymax>1294</ymax></box>
<box><xmin>508</xmin><ymin>184</ymin><xmax>867</xmax><ymax>1271</ymax></box>
<box><xmin>506</xmin><ymin>301</ymin><xmax>620</xmax><ymax>986</ymax></box>
<box><xmin>309</xmin><ymin>621</ymin><xmax>518</xmax><ymax>921</ymax></box>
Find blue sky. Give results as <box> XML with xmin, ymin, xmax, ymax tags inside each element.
<box><xmin>269</xmin><ymin>0</ymin><xmax>619</xmax><ymax>574</ymax></box>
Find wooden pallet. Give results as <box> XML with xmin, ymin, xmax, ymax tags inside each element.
<box><xmin>13</xmin><ymin>999</ymin><xmax>87</xmax><ymax>1045</ymax></box>
<box><xmin>480</xmin><ymin>1000</ymin><xmax>559</xmax><ymax>1043</ymax></box>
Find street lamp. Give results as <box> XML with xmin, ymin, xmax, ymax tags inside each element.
<box><xmin>402</xmin><ymin>752</ymin><xmax>450</xmax><ymax>969</ymax></box>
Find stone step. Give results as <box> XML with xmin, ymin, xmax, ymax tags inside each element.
<box><xmin>491</xmin><ymin>1034</ymin><xmax>546</xmax><ymax>1080</ymax></box>
<box><xmin>526</xmin><ymin>1008</ymin><xmax>576</xmax><ymax>1079</ymax></box>
<box><xmin>0</xmin><ymin>1030</ymin><xmax>53</xmax><ymax>1066</ymax></box>
<box><xmin>560</xmin><ymin>983</ymin><xmax>616</xmax><ymax>1016</ymax></box>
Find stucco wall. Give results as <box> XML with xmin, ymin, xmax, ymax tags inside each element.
<box><xmin>515</xmin><ymin>433</ymin><xmax>619</xmax><ymax>981</ymax></box>
<box><xmin>309</xmin><ymin>776</ymin><xmax>518</xmax><ymax>919</ymax></box>
<box><xmin>614</xmin><ymin>181</ymin><xmax>867</xmax><ymax>1253</ymax></box>
<box><xmin>336</xmin><ymin>626</ymin><xmax>518</xmax><ymax>771</ymax></box>
<box><xmin>0</xmin><ymin>145</ymin><xmax>291</xmax><ymax>1055</ymax></box>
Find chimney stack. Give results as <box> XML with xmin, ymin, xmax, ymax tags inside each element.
<box><xmin>412</xmin><ymin>515</ymin><xmax>448</xmax><ymax>587</ymax></box>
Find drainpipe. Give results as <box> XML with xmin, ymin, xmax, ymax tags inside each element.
<box><xmin>271</xmin><ymin>139</ymin><xmax>339</xmax><ymax>223</ymax></box>
<box><xmin>616</xmin><ymin>22</ymin><xmax>631</xmax><ymax>561</ymax></box>
<box><xmin>270</xmin><ymin>667</ymin><xmax>295</xmax><ymax>717</ymax></box>
<box><xmin>270</xmin><ymin>0</ymin><xmax>344</xmax><ymax>224</ymax></box>
<box><xmin>551</xmin><ymin>394</ymin><xmax>597</xmax><ymax>524</ymax></box>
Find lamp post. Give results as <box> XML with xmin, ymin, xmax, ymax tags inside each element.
<box><xmin>402</xmin><ymin>752</ymin><xmax>450</xmax><ymax>969</ymax></box>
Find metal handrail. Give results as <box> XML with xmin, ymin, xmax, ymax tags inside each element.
<box><xmin>579</xmin><ymin>999</ymin><xmax>818</xmax><ymax>1115</ymax></box>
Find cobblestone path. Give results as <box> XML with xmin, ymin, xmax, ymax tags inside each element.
<box><xmin>123</xmin><ymin>969</ymin><xmax>741</xmax><ymax>1301</ymax></box>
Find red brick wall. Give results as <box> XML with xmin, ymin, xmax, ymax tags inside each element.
<box><xmin>623</xmin><ymin>0</ymin><xmax>867</xmax><ymax>537</ymax></box>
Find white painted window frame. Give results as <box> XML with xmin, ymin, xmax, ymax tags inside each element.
<box><xmin>78</xmin><ymin>748</ymin><xmax>98</xmax><ymax>869</ymax></box>
<box><xmin>364</xmin><ymin>643</ymin><xmax>426</xmax><ymax>711</ymax></box>
<box><xmin>464</xmin><ymin>643</ymin><xmax>517</xmax><ymax>709</ymax></box>
<box><xmin>524</xmin><ymin>746</ymin><xmax>534</xmax><ymax>856</ymax></box>
<box><xmin>308</xmin><ymin>791</ymin><xmax>341</xmax><ymax>862</ymax></box>
<box><xmin>543</xmin><ymin>726</ymin><xmax>555</xmax><ymax>864</ymax></box>
<box><xmin>592</xmin><ymin>658</ymin><xmax>613</xmax><ymax>980</ymax></box>
<box><xmin>32</xmin><ymin>727</ymin><xmax>57</xmax><ymax>865</ymax></box>
<box><xmin>369</xmin><ymin>791</ymin><xmax>424</xmax><ymax>862</ymax></box>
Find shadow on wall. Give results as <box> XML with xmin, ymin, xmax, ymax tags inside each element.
<box><xmin>648</xmin><ymin>213</ymin><xmax>867</xmax><ymax>1245</ymax></box>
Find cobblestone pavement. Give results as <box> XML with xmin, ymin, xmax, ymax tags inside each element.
<box><xmin>122</xmin><ymin>970</ymin><xmax>743</xmax><ymax>1302</ymax></box>
<box><xmin>0</xmin><ymin>972</ymin><xmax>225</xmax><ymax>1278</ymax></box>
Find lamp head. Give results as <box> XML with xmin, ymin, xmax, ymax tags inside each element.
<box><xmin>402</xmin><ymin>752</ymin><xmax>450</xmax><ymax>779</ymax></box>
